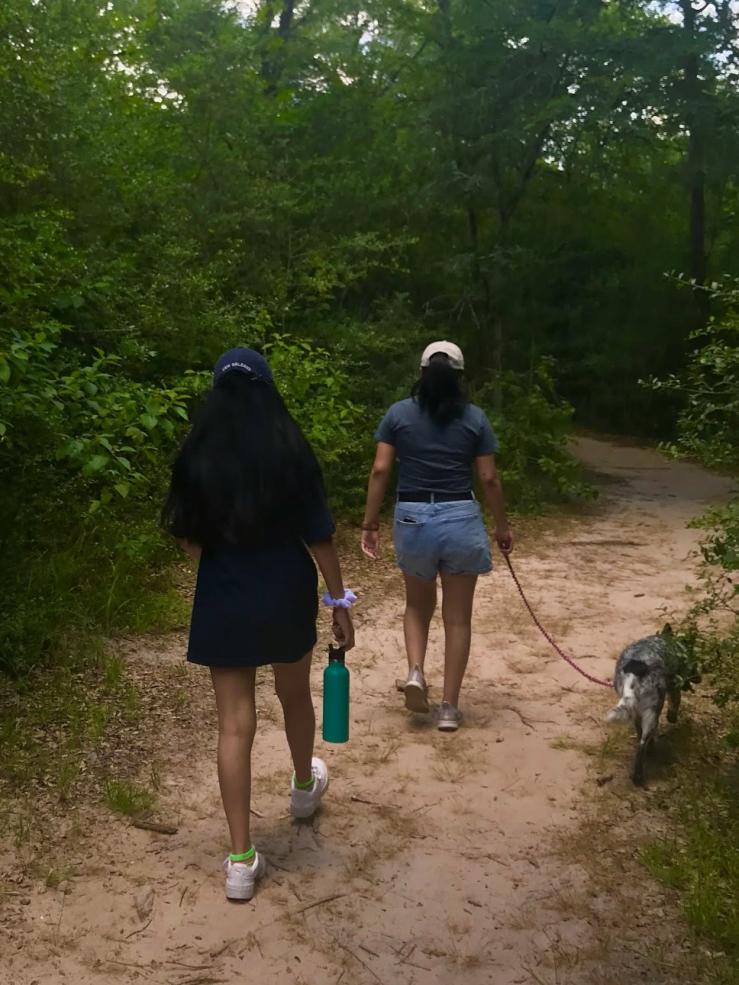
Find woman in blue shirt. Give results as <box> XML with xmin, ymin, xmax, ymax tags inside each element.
<box><xmin>163</xmin><ymin>348</ymin><xmax>354</xmax><ymax>901</ymax></box>
<box><xmin>361</xmin><ymin>341</ymin><xmax>512</xmax><ymax>731</ymax></box>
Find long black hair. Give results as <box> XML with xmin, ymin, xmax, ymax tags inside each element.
<box><xmin>412</xmin><ymin>353</ymin><xmax>467</xmax><ymax>426</ymax></box>
<box><xmin>162</xmin><ymin>372</ymin><xmax>324</xmax><ymax>548</ymax></box>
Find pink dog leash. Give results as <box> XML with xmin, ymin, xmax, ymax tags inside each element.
<box><xmin>503</xmin><ymin>552</ymin><xmax>612</xmax><ymax>689</ymax></box>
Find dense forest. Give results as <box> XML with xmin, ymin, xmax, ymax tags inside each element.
<box><xmin>1</xmin><ymin>0</ymin><xmax>738</xmax><ymax>675</ymax></box>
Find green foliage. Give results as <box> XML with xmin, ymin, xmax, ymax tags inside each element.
<box><xmin>640</xmin><ymin>716</ymin><xmax>739</xmax><ymax>964</ymax></box>
<box><xmin>103</xmin><ymin>779</ymin><xmax>156</xmax><ymax>818</ymax></box>
<box><xmin>476</xmin><ymin>361</ymin><xmax>596</xmax><ymax>511</ymax></box>
<box><xmin>689</xmin><ymin>504</ymin><xmax>739</xmax><ymax>701</ymax></box>
<box><xmin>694</xmin><ymin>501</ymin><xmax>739</xmax><ymax>575</ymax></box>
<box><xmin>648</xmin><ymin>280</ymin><xmax>739</xmax><ymax>709</ymax></box>
<box><xmin>696</xmin><ymin>631</ymin><xmax>739</xmax><ymax>712</ymax></box>
<box><xmin>685</xmin><ymin>505</ymin><xmax>739</xmax><ymax>706</ymax></box>
<box><xmin>639</xmin><ymin>275</ymin><xmax>739</xmax><ymax>970</ymax></box>
<box><xmin>0</xmin><ymin>647</ymin><xmax>139</xmax><ymax>796</ymax></box>
<box><xmin>0</xmin><ymin>325</ymin><xmax>202</xmax><ymax>510</ymax></box>
<box><xmin>0</xmin><ymin>321</ymin><xmax>199</xmax><ymax>675</ymax></box>
<box><xmin>657</xmin><ymin>623</ymin><xmax>702</xmax><ymax>694</ymax></box>
<box><xmin>265</xmin><ymin>334</ymin><xmax>365</xmax><ymax>510</ymax></box>
<box><xmin>648</xmin><ymin>279</ymin><xmax>739</xmax><ymax>470</ymax></box>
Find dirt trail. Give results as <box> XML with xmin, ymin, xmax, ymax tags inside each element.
<box><xmin>1</xmin><ymin>436</ymin><xmax>735</xmax><ymax>985</ymax></box>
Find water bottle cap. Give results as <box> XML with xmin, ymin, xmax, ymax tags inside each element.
<box><xmin>328</xmin><ymin>644</ymin><xmax>346</xmax><ymax>664</ymax></box>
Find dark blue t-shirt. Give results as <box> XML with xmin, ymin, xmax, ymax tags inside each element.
<box><xmin>301</xmin><ymin>486</ymin><xmax>336</xmax><ymax>544</ymax></box>
<box><xmin>375</xmin><ymin>398</ymin><xmax>499</xmax><ymax>494</ymax></box>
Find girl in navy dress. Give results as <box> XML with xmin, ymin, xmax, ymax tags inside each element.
<box><xmin>163</xmin><ymin>348</ymin><xmax>355</xmax><ymax>901</ymax></box>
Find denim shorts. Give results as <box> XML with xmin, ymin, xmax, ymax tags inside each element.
<box><xmin>393</xmin><ymin>499</ymin><xmax>492</xmax><ymax>581</ymax></box>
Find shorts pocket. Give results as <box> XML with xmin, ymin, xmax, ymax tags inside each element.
<box><xmin>393</xmin><ymin>515</ymin><xmax>427</xmax><ymax>552</ymax></box>
<box><xmin>440</xmin><ymin>514</ymin><xmax>492</xmax><ymax>575</ymax></box>
<box><xmin>393</xmin><ymin>513</ymin><xmax>437</xmax><ymax>579</ymax></box>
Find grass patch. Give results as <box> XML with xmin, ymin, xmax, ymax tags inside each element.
<box><xmin>103</xmin><ymin>778</ymin><xmax>157</xmax><ymax>817</ymax></box>
<box><xmin>550</xmin><ymin>734</ymin><xmax>579</xmax><ymax>751</ymax></box>
<box><xmin>0</xmin><ymin>517</ymin><xmax>190</xmax><ymax>678</ymax></box>
<box><xmin>546</xmin><ymin>689</ymin><xmax>738</xmax><ymax>984</ymax></box>
<box><xmin>28</xmin><ymin>860</ymin><xmax>76</xmax><ymax>888</ymax></box>
<box><xmin>639</xmin><ymin>712</ymin><xmax>739</xmax><ymax>963</ymax></box>
<box><xmin>0</xmin><ymin>644</ymin><xmax>142</xmax><ymax>797</ymax></box>
<box><xmin>0</xmin><ymin>525</ymin><xmax>191</xmax><ymax>808</ymax></box>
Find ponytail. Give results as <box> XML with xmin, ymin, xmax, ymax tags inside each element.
<box><xmin>412</xmin><ymin>354</ymin><xmax>466</xmax><ymax>426</ymax></box>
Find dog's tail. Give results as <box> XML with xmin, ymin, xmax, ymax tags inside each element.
<box><xmin>607</xmin><ymin>672</ymin><xmax>638</xmax><ymax>723</ymax></box>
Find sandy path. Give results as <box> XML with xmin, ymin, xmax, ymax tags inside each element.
<box><xmin>1</xmin><ymin>436</ymin><xmax>735</xmax><ymax>985</ymax></box>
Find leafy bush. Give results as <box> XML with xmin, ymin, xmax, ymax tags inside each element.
<box><xmin>475</xmin><ymin>359</ymin><xmax>595</xmax><ymax>511</ymax></box>
<box><xmin>0</xmin><ymin>324</ymin><xmax>200</xmax><ymax>676</ymax></box>
<box><xmin>648</xmin><ymin>279</ymin><xmax>739</xmax><ymax>707</ymax></box>
<box><xmin>648</xmin><ymin>279</ymin><xmax>739</xmax><ymax>471</ymax></box>
<box><xmin>1</xmin><ymin>326</ymin><xmax>201</xmax><ymax>507</ymax></box>
<box><xmin>264</xmin><ymin>334</ymin><xmax>365</xmax><ymax>511</ymax></box>
<box><xmin>689</xmin><ymin>503</ymin><xmax>739</xmax><ymax>708</ymax></box>
<box><xmin>640</xmin><ymin>277</ymin><xmax>739</xmax><ymax>971</ymax></box>
<box><xmin>658</xmin><ymin>623</ymin><xmax>702</xmax><ymax>693</ymax></box>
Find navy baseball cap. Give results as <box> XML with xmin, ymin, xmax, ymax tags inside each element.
<box><xmin>213</xmin><ymin>347</ymin><xmax>273</xmax><ymax>386</ymax></box>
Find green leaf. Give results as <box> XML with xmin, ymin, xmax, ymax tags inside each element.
<box><xmin>82</xmin><ymin>454</ymin><xmax>110</xmax><ymax>476</ymax></box>
<box><xmin>114</xmin><ymin>482</ymin><xmax>130</xmax><ymax>498</ymax></box>
<box><xmin>140</xmin><ymin>414</ymin><xmax>157</xmax><ymax>431</ymax></box>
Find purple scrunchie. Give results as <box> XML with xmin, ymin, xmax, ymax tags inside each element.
<box><xmin>322</xmin><ymin>589</ymin><xmax>357</xmax><ymax>609</ymax></box>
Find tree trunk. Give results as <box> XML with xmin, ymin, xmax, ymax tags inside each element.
<box><xmin>436</xmin><ymin>0</ymin><xmax>503</xmax><ymax>403</ymax></box>
<box><xmin>680</xmin><ymin>0</ymin><xmax>709</xmax><ymax>325</ymax></box>
<box><xmin>259</xmin><ymin>0</ymin><xmax>295</xmax><ymax>94</ymax></box>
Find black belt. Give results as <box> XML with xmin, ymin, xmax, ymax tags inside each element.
<box><xmin>397</xmin><ymin>491</ymin><xmax>474</xmax><ymax>503</ymax></box>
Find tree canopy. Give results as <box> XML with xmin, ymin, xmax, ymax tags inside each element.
<box><xmin>1</xmin><ymin>0</ymin><xmax>738</xmax><ymax>672</ymax></box>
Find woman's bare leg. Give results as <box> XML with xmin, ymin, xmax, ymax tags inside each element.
<box><xmin>403</xmin><ymin>573</ymin><xmax>437</xmax><ymax>673</ymax></box>
<box><xmin>439</xmin><ymin>572</ymin><xmax>478</xmax><ymax>706</ymax></box>
<box><xmin>273</xmin><ymin>651</ymin><xmax>315</xmax><ymax>785</ymax></box>
<box><xmin>210</xmin><ymin>666</ymin><xmax>257</xmax><ymax>855</ymax></box>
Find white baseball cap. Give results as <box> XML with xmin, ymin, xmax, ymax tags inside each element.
<box><xmin>420</xmin><ymin>340</ymin><xmax>465</xmax><ymax>371</ymax></box>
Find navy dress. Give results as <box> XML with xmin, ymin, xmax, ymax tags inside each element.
<box><xmin>187</xmin><ymin>492</ymin><xmax>335</xmax><ymax>668</ymax></box>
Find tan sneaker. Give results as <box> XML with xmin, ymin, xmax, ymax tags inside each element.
<box><xmin>437</xmin><ymin>701</ymin><xmax>463</xmax><ymax>732</ymax></box>
<box><xmin>404</xmin><ymin>666</ymin><xmax>430</xmax><ymax>713</ymax></box>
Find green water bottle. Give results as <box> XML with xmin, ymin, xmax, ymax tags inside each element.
<box><xmin>322</xmin><ymin>644</ymin><xmax>350</xmax><ymax>744</ymax></box>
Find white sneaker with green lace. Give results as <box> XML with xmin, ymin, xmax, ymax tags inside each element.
<box><xmin>223</xmin><ymin>851</ymin><xmax>265</xmax><ymax>901</ymax></box>
<box><xmin>290</xmin><ymin>757</ymin><xmax>329</xmax><ymax>819</ymax></box>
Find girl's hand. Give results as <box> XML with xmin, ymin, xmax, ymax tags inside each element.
<box><xmin>361</xmin><ymin>528</ymin><xmax>379</xmax><ymax>560</ymax></box>
<box><xmin>495</xmin><ymin>527</ymin><xmax>514</xmax><ymax>554</ymax></box>
<box><xmin>332</xmin><ymin>607</ymin><xmax>355</xmax><ymax>650</ymax></box>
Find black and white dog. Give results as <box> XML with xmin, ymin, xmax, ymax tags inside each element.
<box><xmin>607</xmin><ymin>635</ymin><xmax>682</xmax><ymax>786</ymax></box>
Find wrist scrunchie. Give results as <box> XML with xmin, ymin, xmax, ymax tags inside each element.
<box><xmin>322</xmin><ymin>589</ymin><xmax>357</xmax><ymax>609</ymax></box>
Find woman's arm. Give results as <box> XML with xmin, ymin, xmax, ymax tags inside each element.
<box><xmin>309</xmin><ymin>538</ymin><xmax>355</xmax><ymax>650</ymax></box>
<box><xmin>475</xmin><ymin>455</ymin><xmax>513</xmax><ymax>553</ymax></box>
<box><xmin>309</xmin><ymin>538</ymin><xmax>345</xmax><ymax>599</ymax></box>
<box><xmin>361</xmin><ymin>441</ymin><xmax>396</xmax><ymax>559</ymax></box>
